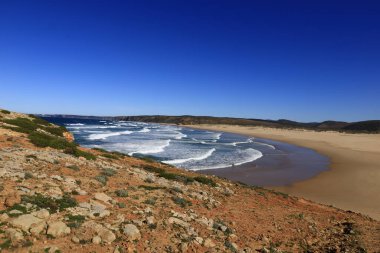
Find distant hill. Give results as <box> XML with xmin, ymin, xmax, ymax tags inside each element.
<box><xmin>40</xmin><ymin>114</ymin><xmax>380</xmax><ymax>133</ymax></box>
<box><xmin>116</xmin><ymin>116</ymin><xmax>379</xmax><ymax>133</ymax></box>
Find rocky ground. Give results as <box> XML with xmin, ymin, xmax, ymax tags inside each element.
<box><xmin>0</xmin><ymin>109</ymin><xmax>379</xmax><ymax>253</ymax></box>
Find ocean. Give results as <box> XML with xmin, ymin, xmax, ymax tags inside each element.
<box><xmin>44</xmin><ymin>117</ymin><xmax>329</xmax><ymax>186</ymax></box>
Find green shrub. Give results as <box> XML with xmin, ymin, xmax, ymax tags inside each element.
<box><xmin>21</xmin><ymin>193</ymin><xmax>77</xmax><ymax>213</ymax></box>
<box><xmin>101</xmin><ymin>168</ymin><xmax>117</xmax><ymax>177</ymax></box>
<box><xmin>1</xmin><ymin>109</ymin><xmax>11</xmax><ymax>114</ymax></box>
<box><xmin>144</xmin><ymin>198</ymin><xmax>157</xmax><ymax>205</ymax></box>
<box><xmin>193</xmin><ymin>176</ymin><xmax>217</xmax><ymax>187</ymax></box>
<box><xmin>139</xmin><ymin>185</ymin><xmax>165</xmax><ymax>191</ymax></box>
<box><xmin>115</xmin><ymin>189</ymin><xmax>128</xmax><ymax>197</ymax></box>
<box><xmin>64</xmin><ymin>147</ymin><xmax>96</xmax><ymax>160</ymax></box>
<box><xmin>29</xmin><ymin>132</ymin><xmax>75</xmax><ymax>149</ymax></box>
<box><xmin>2</xmin><ymin>117</ymin><xmax>37</xmax><ymax>132</ymax></box>
<box><xmin>142</xmin><ymin>165</ymin><xmax>165</xmax><ymax>174</ymax></box>
<box><xmin>66</xmin><ymin>214</ymin><xmax>85</xmax><ymax>228</ymax></box>
<box><xmin>67</xmin><ymin>165</ymin><xmax>80</xmax><ymax>171</ymax></box>
<box><xmin>95</xmin><ymin>175</ymin><xmax>108</xmax><ymax>185</ymax></box>
<box><xmin>29</xmin><ymin>115</ymin><xmax>51</xmax><ymax>126</ymax></box>
<box><xmin>42</xmin><ymin>126</ymin><xmax>65</xmax><ymax>137</ymax></box>
<box><xmin>171</xmin><ymin>196</ymin><xmax>192</xmax><ymax>208</ymax></box>
<box><xmin>24</xmin><ymin>172</ymin><xmax>33</xmax><ymax>180</ymax></box>
<box><xmin>117</xmin><ymin>202</ymin><xmax>126</xmax><ymax>208</ymax></box>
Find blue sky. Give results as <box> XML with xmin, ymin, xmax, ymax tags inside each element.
<box><xmin>1</xmin><ymin>0</ymin><xmax>379</xmax><ymax>122</ymax></box>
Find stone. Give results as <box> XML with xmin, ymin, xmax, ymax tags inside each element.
<box><xmin>0</xmin><ymin>213</ymin><xmax>9</xmax><ymax>222</ymax></box>
<box><xmin>98</xmin><ymin>228</ymin><xmax>116</xmax><ymax>243</ymax></box>
<box><xmin>94</xmin><ymin>192</ymin><xmax>112</xmax><ymax>203</ymax></box>
<box><xmin>51</xmin><ymin>175</ymin><xmax>63</xmax><ymax>181</ymax></box>
<box><xmin>123</xmin><ymin>224</ymin><xmax>141</xmax><ymax>241</ymax></box>
<box><xmin>47</xmin><ymin>221</ymin><xmax>71</xmax><ymax>237</ymax></box>
<box><xmin>10</xmin><ymin>214</ymin><xmax>43</xmax><ymax>232</ymax></box>
<box><xmin>146</xmin><ymin>216</ymin><xmax>155</xmax><ymax>225</ymax></box>
<box><xmin>168</xmin><ymin>217</ymin><xmax>190</xmax><ymax>228</ymax></box>
<box><xmin>195</xmin><ymin>236</ymin><xmax>204</xmax><ymax>245</ymax></box>
<box><xmin>6</xmin><ymin>228</ymin><xmax>24</xmax><ymax>242</ymax></box>
<box><xmin>34</xmin><ymin>209</ymin><xmax>50</xmax><ymax>219</ymax></box>
<box><xmin>72</xmin><ymin>236</ymin><xmax>80</xmax><ymax>243</ymax></box>
<box><xmin>204</xmin><ymin>238</ymin><xmax>216</xmax><ymax>248</ymax></box>
<box><xmin>92</xmin><ymin>235</ymin><xmax>102</xmax><ymax>244</ymax></box>
<box><xmin>30</xmin><ymin>221</ymin><xmax>47</xmax><ymax>236</ymax></box>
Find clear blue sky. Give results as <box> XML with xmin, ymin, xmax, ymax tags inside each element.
<box><xmin>1</xmin><ymin>0</ymin><xmax>379</xmax><ymax>122</ymax></box>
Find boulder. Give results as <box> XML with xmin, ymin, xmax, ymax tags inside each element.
<box><xmin>10</xmin><ymin>214</ymin><xmax>43</xmax><ymax>232</ymax></box>
<box><xmin>204</xmin><ymin>238</ymin><xmax>216</xmax><ymax>248</ymax></box>
<box><xmin>123</xmin><ymin>224</ymin><xmax>141</xmax><ymax>241</ymax></box>
<box><xmin>168</xmin><ymin>217</ymin><xmax>190</xmax><ymax>228</ymax></box>
<box><xmin>47</xmin><ymin>221</ymin><xmax>71</xmax><ymax>237</ymax></box>
<box><xmin>94</xmin><ymin>192</ymin><xmax>112</xmax><ymax>204</ymax></box>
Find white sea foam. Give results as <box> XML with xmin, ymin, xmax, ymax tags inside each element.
<box><xmin>162</xmin><ymin>148</ymin><xmax>216</xmax><ymax>165</ymax></box>
<box><xmin>88</xmin><ymin>130</ymin><xmax>133</xmax><ymax>140</ymax></box>
<box><xmin>138</xmin><ymin>127</ymin><xmax>151</xmax><ymax>133</ymax></box>
<box><xmin>128</xmin><ymin>139</ymin><xmax>171</xmax><ymax>155</ymax></box>
<box><xmin>191</xmin><ymin>148</ymin><xmax>263</xmax><ymax>170</ymax></box>
<box><xmin>174</xmin><ymin>131</ymin><xmax>187</xmax><ymax>139</ymax></box>
<box><xmin>66</xmin><ymin>123</ymin><xmax>84</xmax><ymax>126</ymax></box>
<box><xmin>253</xmin><ymin>141</ymin><xmax>276</xmax><ymax>149</ymax></box>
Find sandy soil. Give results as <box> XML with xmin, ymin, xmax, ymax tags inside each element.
<box><xmin>183</xmin><ymin>124</ymin><xmax>380</xmax><ymax>220</ymax></box>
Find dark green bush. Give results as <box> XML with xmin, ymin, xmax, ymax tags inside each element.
<box><xmin>29</xmin><ymin>132</ymin><xmax>75</xmax><ymax>149</ymax></box>
<box><xmin>1</xmin><ymin>109</ymin><xmax>11</xmax><ymax>114</ymax></box>
<box><xmin>172</xmin><ymin>196</ymin><xmax>192</xmax><ymax>208</ymax></box>
<box><xmin>95</xmin><ymin>175</ymin><xmax>108</xmax><ymax>185</ymax></box>
<box><xmin>2</xmin><ymin>118</ymin><xmax>37</xmax><ymax>132</ymax></box>
<box><xmin>193</xmin><ymin>176</ymin><xmax>217</xmax><ymax>187</ymax></box>
<box><xmin>101</xmin><ymin>168</ymin><xmax>117</xmax><ymax>177</ymax></box>
<box><xmin>21</xmin><ymin>193</ymin><xmax>77</xmax><ymax>213</ymax></box>
<box><xmin>115</xmin><ymin>189</ymin><xmax>128</xmax><ymax>197</ymax></box>
<box><xmin>66</xmin><ymin>214</ymin><xmax>85</xmax><ymax>228</ymax></box>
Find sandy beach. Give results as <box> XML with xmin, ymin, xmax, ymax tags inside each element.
<box><xmin>183</xmin><ymin>124</ymin><xmax>380</xmax><ymax>220</ymax></box>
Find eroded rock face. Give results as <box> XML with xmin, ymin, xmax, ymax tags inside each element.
<box><xmin>47</xmin><ymin>221</ymin><xmax>71</xmax><ymax>237</ymax></box>
<box><xmin>123</xmin><ymin>224</ymin><xmax>141</xmax><ymax>241</ymax></box>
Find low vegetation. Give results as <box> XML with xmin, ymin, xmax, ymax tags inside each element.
<box><xmin>21</xmin><ymin>193</ymin><xmax>77</xmax><ymax>213</ymax></box>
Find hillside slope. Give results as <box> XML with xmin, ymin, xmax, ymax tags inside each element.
<box><xmin>0</xmin><ymin>109</ymin><xmax>379</xmax><ymax>252</ymax></box>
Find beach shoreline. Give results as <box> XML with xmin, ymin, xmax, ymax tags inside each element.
<box><xmin>181</xmin><ymin>124</ymin><xmax>380</xmax><ymax>220</ymax></box>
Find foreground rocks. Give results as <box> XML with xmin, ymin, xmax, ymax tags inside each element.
<box><xmin>0</xmin><ymin>109</ymin><xmax>379</xmax><ymax>252</ymax></box>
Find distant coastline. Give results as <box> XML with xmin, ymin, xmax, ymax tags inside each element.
<box><xmin>40</xmin><ymin>114</ymin><xmax>380</xmax><ymax>133</ymax></box>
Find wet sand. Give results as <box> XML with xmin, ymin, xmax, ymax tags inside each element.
<box><xmin>184</xmin><ymin>124</ymin><xmax>380</xmax><ymax>220</ymax></box>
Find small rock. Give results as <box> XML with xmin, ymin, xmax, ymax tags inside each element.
<box><xmin>123</xmin><ymin>224</ymin><xmax>141</xmax><ymax>241</ymax></box>
<box><xmin>146</xmin><ymin>216</ymin><xmax>155</xmax><ymax>225</ymax></box>
<box><xmin>72</xmin><ymin>236</ymin><xmax>80</xmax><ymax>243</ymax></box>
<box><xmin>0</xmin><ymin>213</ymin><xmax>9</xmax><ymax>222</ymax></box>
<box><xmin>92</xmin><ymin>235</ymin><xmax>102</xmax><ymax>244</ymax></box>
<box><xmin>204</xmin><ymin>238</ymin><xmax>216</xmax><ymax>248</ymax></box>
<box><xmin>34</xmin><ymin>209</ymin><xmax>50</xmax><ymax>219</ymax></box>
<box><xmin>195</xmin><ymin>236</ymin><xmax>204</xmax><ymax>244</ymax></box>
<box><xmin>168</xmin><ymin>217</ymin><xmax>190</xmax><ymax>228</ymax></box>
<box><xmin>51</xmin><ymin>175</ymin><xmax>63</xmax><ymax>181</ymax></box>
<box><xmin>94</xmin><ymin>192</ymin><xmax>113</xmax><ymax>204</ymax></box>
<box><xmin>47</xmin><ymin>221</ymin><xmax>71</xmax><ymax>237</ymax></box>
